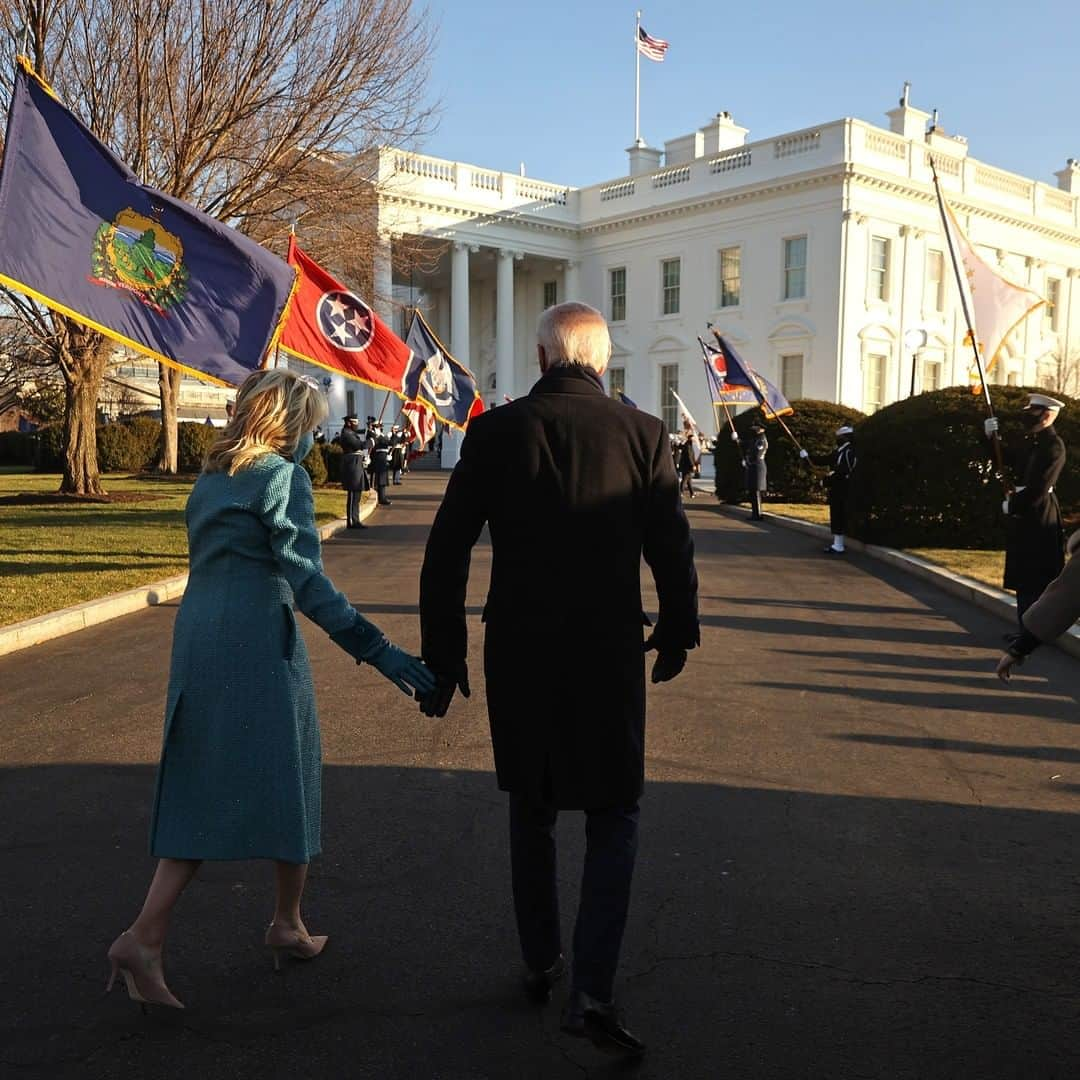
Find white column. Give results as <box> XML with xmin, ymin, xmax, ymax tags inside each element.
<box><xmin>563</xmin><ymin>258</ymin><xmax>580</xmax><ymax>302</ymax></box>
<box><xmin>444</xmin><ymin>241</ymin><xmax>473</xmax><ymax>468</ymax></box>
<box><xmin>373</xmin><ymin>234</ymin><xmax>393</xmax><ymax>323</ymax></box>
<box><xmin>496</xmin><ymin>249</ymin><xmax>515</xmax><ymax>401</ymax></box>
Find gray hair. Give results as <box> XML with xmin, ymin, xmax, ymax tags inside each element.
<box><xmin>536</xmin><ymin>301</ymin><xmax>612</xmax><ymax>372</ymax></box>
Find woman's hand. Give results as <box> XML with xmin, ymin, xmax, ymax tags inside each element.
<box><xmin>995</xmin><ymin>652</ymin><xmax>1023</xmax><ymax>683</ymax></box>
<box><xmin>365</xmin><ymin>641</ymin><xmax>436</xmax><ymax>697</ymax></box>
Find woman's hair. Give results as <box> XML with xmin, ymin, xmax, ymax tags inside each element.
<box><xmin>204</xmin><ymin>369</ymin><xmax>328</xmax><ymax>476</ymax></box>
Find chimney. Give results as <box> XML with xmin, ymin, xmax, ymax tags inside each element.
<box><xmin>886</xmin><ymin>84</ymin><xmax>931</xmax><ymax>141</ymax></box>
<box><xmin>1055</xmin><ymin>158</ymin><xmax>1080</xmax><ymax>193</ymax></box>
<box><xmin>626</xmin><ymin>142</ymin><xmax>663</xmax><ymax>176</ymax></box>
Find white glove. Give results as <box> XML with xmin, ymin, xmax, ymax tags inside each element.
<box><xmin>730</xmin><ymin>431</ymin><xmax>739</xmax><ymax>442</ymax></box>
<box><xmin>1001</xmin><ymin>498</ymin><xmax>1010</xmax><ymax>515</ymax></box>
<box><xmin>984</xmin><ymin>417</ymin><xmax>999</xmax><ymax>438</ymax></box>
<box><xmin>799</xmin><ymin>449</ymin><xmax>809</xmax><ymax>460</ymax></box>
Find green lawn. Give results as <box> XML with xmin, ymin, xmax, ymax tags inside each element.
<box><xmin>764</xmin><ymin>501</ymin><xmax>1005</xmax><ymax>591</ymax></box>
<box><xmin>0</xmin><ymin>472</ymin><xmax>346</xmax><ymax>626</ymax></box>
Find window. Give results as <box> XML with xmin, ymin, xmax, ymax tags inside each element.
<box><xmin>863</xmin><ymin>353</ymin><xmax>887</xmax><ymax>413</ymax></box>
<box><xmin>345</xmin><ymin>389</ymin><xmax>356</xmax><ymax>417</ymax></box>
<box><xmin>609</xmin><ymin>267</ymin><xmax>627</xmax><ymax>322</ymax></box>
<box><xmin>719</xmin><ymin>246</ymin><xmax>741</xmax><ymax>308</ymax></box>
<box><xmin>1046</xmin><ymin>278</ymin><xmax>1061</xmax><ymax>331</ymax></box>
<box><xmin>661</xmin><ymin>258</ymin><xmax>681</xmax><ymax>315</ymax></box>
<box><xmin>659</xmin><ymin>363</ymin><xmax>679</xmax><ymax>431</ymax></box>
<box><xmin>926</xmin><ymin>249</ymin><xmax>945</xmax><ymax>312</ymax></box>
<box><xmin>869</xmin><ymin>236</ymin><xmax>890</xmax><ymax>301</ymax></box>
<box><xmin>781</xmin><ymin>355</ymin><xmax>804</xmax><ymax>400</ymax></box>
<box><xmin>543</xmin><ymin>280</ymin><xmax>558</xmax><ymax>309</ymax></box>
<box><xmin>922</xmin><ymin>359</ymin><xmax>942</xmax><ymax>391</ymax></box>
<box><xmin>783</xmin><ymin>236</ymin><xmax>807</xmax><ymax>299</ymax></box>
<box><xmin>1007</xmin><ymin>371</ymin><xmax>1020</xmax><ymax>387</ymax></box>
<box><xmin>608</xmin><ymin>366</ymin><xmax>626</xmax><ymax>399</ymax></box>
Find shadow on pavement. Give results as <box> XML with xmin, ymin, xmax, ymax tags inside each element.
<box><xmin>1</xmin><ymin>764</ymin><xmax>1077</xmax><ymax>1079</ymax></box>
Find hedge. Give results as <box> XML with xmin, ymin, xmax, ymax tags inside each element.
<box><xmin>301</xmin><ymin>442</ymin><xmax>328</xmax><ymax>485</ymax></box>
<box><xmin>177</xmin><ymin>422</ymin><xmax>217</xmax><ymax>472</ymax></box>
<box><xmin>321</xmin><ymin>442</ymin><xmax>343</xmax><ymax>484</ymax></box>
<box><xmin>714</xmin><ymin>399</ymin><xmax>867</xmax><ymax>503</ymax></box>
<box><xmin>848</xmin><ymin>384</ymin><xmax>1079</xmax><ymax>548</ymax></box>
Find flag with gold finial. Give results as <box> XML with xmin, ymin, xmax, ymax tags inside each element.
<box><xmin>934</xmin><ymin>177</ymin><xmax>1045</xmax><ymax>391</ymax></box>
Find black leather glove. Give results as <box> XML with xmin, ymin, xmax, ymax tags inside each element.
<box><xmin>643</xmin><ymin>634</ymin><xmax>688</xmax><ymax>684</ymax></box>
<box><xmin>418</xmin><ymin>663</ymin><xmax>471</xmax><ymax>718</ymax></box>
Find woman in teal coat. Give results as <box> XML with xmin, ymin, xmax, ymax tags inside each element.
<box><xmin>105</xmin><ymin>369</ymin><xmax>433</xmax><ymax>1010</ymax></box>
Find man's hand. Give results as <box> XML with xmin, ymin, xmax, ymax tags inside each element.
<box><xmin>418</xmin><ymin>664</ymin><xmax>471</xmax><ymax>718</ymax></box>
<box><xmin>996</xmin><ymin>652</ymin><xmax>1023</xmax><ymax>682</ymax></box>
<box><xmin>730</xmin><ymin>430</ymin><xmax>740</xmax><ymax>442</ymax></box>
<box><xmin>799</xmin><ymin>449</ymin><xmax>809</xmax><ymax>460</ymax></box>
<box><xmin>984</xmin><ymin>416</ymin><xmax>999</xmax><ymax>438</ymax></box>
<box><xmin>644</xmin><ymin>634</ymin><xmax>687</xmax><ymax>683</ymax></box>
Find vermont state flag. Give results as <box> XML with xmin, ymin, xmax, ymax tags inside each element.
<box><xmin>0</xmin><ymin>60</ymin><xmax>296</xmax><ymax>386</ymax></box>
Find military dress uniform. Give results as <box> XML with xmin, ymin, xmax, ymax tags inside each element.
<box><xmin>370</xmin><ymin>426</ymin><xmax>392</xmax><ymax>505</ymax></box>
<box><xmin>390</xmin><ymin>427</ymin><xmax>407</xmax><ymax>485</ymax></box>
<box><xmin>803</xmin><ymin>426</ymin><xmax>856</xmax><ymax>553</ymax></box>
<box><xmin>741</xmin><ymin>426</ymin><xmax>768</xmax><ymax>520</ymax></box>
<box><xmin>998</xmin><ymin>398</ymin><xmax>1067</xmax><ymax>622</ymax></box>
<box><xmin>338</xmin><ymin>417</ymin><xmax>370</xmax><ymax>529</ymax></box>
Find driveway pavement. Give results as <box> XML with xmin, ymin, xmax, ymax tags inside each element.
<box><xmin>1</xmin><ymin>475</ymin><xmax>1078</xmax><ymax>1079</ymax></box>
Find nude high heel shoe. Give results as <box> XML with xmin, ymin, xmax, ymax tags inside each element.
<box><xmin>105</xmin><ymin>931</ymin><xmax>185</xmax><ymax>1010</ymax></box>
<box><xmin>264</xmin><ymin>923</ymin><xmax>328</xmax><ymax>972</ymax></box>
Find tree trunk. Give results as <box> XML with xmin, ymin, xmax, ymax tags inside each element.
<box><xmin>58</xmin><ymin>320</ymin><xmax>108</xmax><ymax>496</ymax></box>
<box><xmin>157</xmin><ymin>364</ymin><xmax>182</xmax><ymax>473</ymax></box>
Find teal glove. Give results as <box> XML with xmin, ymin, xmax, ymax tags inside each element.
<box><xmin>330</xmin><ymin>612</ymin><xmax>436</xmax><ymax>697</ymax></box>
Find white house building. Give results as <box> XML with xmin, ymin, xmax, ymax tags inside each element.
<box><xmin>341</xmin><ymin>88</ymin><xmax>1080</xmax><ymax>465</ymax></box>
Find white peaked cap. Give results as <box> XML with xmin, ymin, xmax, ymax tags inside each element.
<box><xmin>836</xmin><ymin>425</ymin><xmax>854</xmax><ymax>436</ymax></box>
<box><xmin>1026</xmin><ymin>393</ymin><xmax>1065</xmax><ymax>412</ymax></box>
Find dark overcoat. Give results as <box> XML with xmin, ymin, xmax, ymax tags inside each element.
<box><xmin>743</xmin><ymin>433</ymin><xmax>768</xmax><ymax>493</ymax></box>
<box><xmin>419</xmin><ymin>365</ymin><xmax>699</xmax><ymax>809</ymax></box>
<box><xmin>151</xmin><ymin>455</ymin><xmax>366</xmax><ymax>863</ymax></box>
<box><xmin>339</xmin><ymin>426</ymin><xmax>370</xmax><ymax>492</ymax></box>
<box><xmin>1004</xmin><ymin>425</ymin><xmax>1066</xmax><ymax>591</ymax></box>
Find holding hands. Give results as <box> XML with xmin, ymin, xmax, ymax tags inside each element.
<box><xmin>417</xmin><ymin>662</ymin><xmax>471</xmax><ymax>718</ymax></box>
<box><xmin>643</xmin><ymin>632</ymin><xmax>687</xmax><ymax>684</ymax></box>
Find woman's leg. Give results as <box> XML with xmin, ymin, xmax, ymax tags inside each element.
<box><xmin>272</xmin><ymin>861</ymin><xmax>310</xmax><ymax>931</ymax></box>
<box><xmin>128</xmin><ymin>858</ymin><xmax>201</xmax><ymax>948</ymax></box>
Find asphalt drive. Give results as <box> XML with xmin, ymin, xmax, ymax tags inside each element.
<box><xmin>1</xmin><ymin>473</ymin><xmax>1078</xmax><ymax>1080</ymax></box>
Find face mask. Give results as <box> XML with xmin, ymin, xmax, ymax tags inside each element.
<box><xmin>293</xmin><ymin>432</ymin><xmax>315</xmax><ymax>462</ymax></box>
<box><xmin>1021</xmin><ymin>410</ymin><xmax>1046</xmax><ymax>429</ymax></box>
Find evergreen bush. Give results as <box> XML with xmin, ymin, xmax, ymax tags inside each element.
<box><xmin>177</xmin><ymin>422</ymin><xmax>217</xmax><ymax>472</ymax></box>
<box><xmin>849</xmin><ymin>385</ymin><xmax>1080</xmax><ymax>548</ymax></box>
<box><xmin>0</xmin><ymin>431</ymin><xmax>34</xmax><ymax>464</ymax></box>
<box><xmin>321</xmin><ymin>442</ymin><xmax>343</xmax><ymax>484</ymax></box>
<box><xmin>301</xmin><ymin>442</ymin><xmax>328</xmax><ymax>486</ymax></box>
<box><xmin>713</xmin><ymin>399</ymin><xmax>866</xmax><ymax>503</ymax></box>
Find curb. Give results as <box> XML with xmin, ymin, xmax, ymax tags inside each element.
<box><xmin>0</xmin><ymin>496</ymin><xmax>374</xmax><ymax>659</ymax></box>
<box><xmin>716</xmin><ymin>504</ymin><xmax>1080</xmax><ymax>663</ymax></box>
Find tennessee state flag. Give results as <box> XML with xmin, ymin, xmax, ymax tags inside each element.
<box><xmin>279</xmin><ymin>237</ymin><xmax>412</xmax><ymax>392</ymax></box>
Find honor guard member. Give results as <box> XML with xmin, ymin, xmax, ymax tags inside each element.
<box><xmin>800</xmin><ymin>425</ymin><xmax>857</xmax><ymax>553</ymax></box>
<box><xmin>390</xmin><ymin>425</ymin><xmax>406</xmax><ymax>485</ymax></box>
<box><xmin>984</xmin><ymin>394</ymin><xmax>1067</xmax><ymax>626</ymax></box>
<box><xmin>675</xmin><ymin>425</ymin><xmax>699</xmax><ymax>499</ymax></box>
<box><xmin>741</xmin><ymin>423</ymin><xmax>768</xmax><ymax>521</ymax></box>
<box><xmin>338</xmin><ymin>414</ymin><xmax>371</xmax><ymax>530</ymax></box>
<box><xmin>370</xmin><ymin>421</ymin><xmax>393</xmax><ymax>506</ymax></box>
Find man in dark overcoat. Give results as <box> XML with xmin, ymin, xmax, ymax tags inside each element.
<box><xmin>985</xmin><ymin>393</ymin><xmax>1067</xmax><ymax>626</ymax></box>
<box><xmin>418</xmin><ymin>302</ymin><xmax>699</xmax><ymax>1058</ymax></box>
<box><xmin>801</xmin><ymin>424</ymin><xmax>857</xmax><ymax>553</ymax></box>
<box><xmin>338</xmin><ymin>414</ymin><xmax>370</xmax><ymax>530</ymax></box>
<box><xmin>741</xmin><ymin>422</ymin><xmax>768</xmax><ymax>520</ymax></box>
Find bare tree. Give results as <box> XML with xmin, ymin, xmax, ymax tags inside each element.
<box><xmin>1043</xmin><ymin>348</ymin><xmax>1080</xmax><ymax>398</ymax></box>
<box><xmin>0</xmin><ymin>0</ymin><xmax>436</xmax><ymax>489</ymax></box>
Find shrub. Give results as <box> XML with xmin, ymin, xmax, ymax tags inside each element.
<box><xmin>0</xmin><ymin>430</ymin><xmax>35</xmax><ymax>465</ymax></box>
<box><xmin>321</xmin><ymin>441</ymin><xmax>343</xmax><ymax>484</ymax></box>
<box><xmin>96</xmin><ymin>417</ymin><xmax>162</xmax><ymax>472</ymax></box>
<box><xmin>713</xmin><ymin>399</ymin><xmax>866</xmax><ymax>503</ymax></box>
<box><xmin>34</xmin><ymin>424</ymin><xmax>64</xmax><ymax>470</ymax></box>
<box><xmin>849</xmin><ymin>384</ymin><xmax>1080</xmax><ymax>548</ymax></box>
<box><xmin>128</xmin><ymin>417</ymin><xmax>164</xmax><ymax>467</ymax></box>
<box><xmin>177</xmin><ymin>422</ymin><xmax>217</xmax><ymax>472</ymax></box>
<box><xmin>301</xmin><ymin>442</ymin><xmax>328</xmax><ymax>485</ymax></box>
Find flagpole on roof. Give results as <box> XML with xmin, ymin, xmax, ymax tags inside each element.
<box><xmin>929</xmin><ymin>155</ymin><xmax>1009</xmax><ymax>491</ymax></box>
<box><xmin>634</xmin><ymin>11</ymin><xmax>640</xmax><ymax>145</ymax></box>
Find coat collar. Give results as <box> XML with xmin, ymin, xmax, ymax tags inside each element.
<box><xmin>529</xmin><ymin>364</ymin><xmax>607</xmax><ymax>398</ymax></box>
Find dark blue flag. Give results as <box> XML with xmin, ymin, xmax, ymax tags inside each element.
<box><xmin>0</xmin><ymin>60</ymin><xmax>296</xmax><ymax>386</ymax></box>
<box><xmin>702</xmin><ymin>334</ymin><xmax>792</xmax><ymax>419</ymax></box>
<box><xmin>618</xmin><ymin>391</ymin><xmax>638</xmax><ymax>409</ymax></box>
<box><xmin>402</xmin><ymin>310</ymin><xmax>483</xmax><ymax>430</ymax></box>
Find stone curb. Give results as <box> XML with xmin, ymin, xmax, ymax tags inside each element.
<box><xmin>0</xmin><ymin>497</ymin><xmax>374</xmax><ymax>659</ymax></box>
<box><xmin>716</xmin><ymin>504</ymin><xmax>1080</xmax><ymax>663</ymax></box>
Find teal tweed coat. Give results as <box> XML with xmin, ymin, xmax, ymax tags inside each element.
<box><xmin>150</xmin><ymin>453</ymin><xmax>357</xmax><ymax>864</ymax></box>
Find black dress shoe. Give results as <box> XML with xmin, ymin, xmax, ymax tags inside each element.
<box><xmin>522</xmin><ymin>954</ymin><xmax>565</xmax><ymax>1004</ymax></box>
<box><xmin>561</xmin><ymin>989</ymin><xmax>645</xmax><ymax>1058</ymax></box>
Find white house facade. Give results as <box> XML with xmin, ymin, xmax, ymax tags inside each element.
<box><xmin>320</xmin><ymin>90</ymin><xmax>1080</xmax><ymax>463</ymax></box>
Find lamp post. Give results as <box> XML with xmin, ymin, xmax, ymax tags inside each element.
<box><xmin>904</xmin><ymin>328</ymin><xmax>928</xmax><ymax>396</ymax></box>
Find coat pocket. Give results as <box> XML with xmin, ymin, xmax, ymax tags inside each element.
<box><xmin>282</xmin><ymin>604</ymin><xmax>298</xmax><ymax>660</ymax></box>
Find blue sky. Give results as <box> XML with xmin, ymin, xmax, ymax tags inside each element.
<box><xmin>417</xmin><ymin>0</ymin><xmax>1077</xmax><ymax>188</ymax></box>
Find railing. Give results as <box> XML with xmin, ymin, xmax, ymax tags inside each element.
<box><xmin>974</xmin><ymin>164</ymin><xmax>1032</xmax><ymax>200</ymax></box>
<box><xmin>514</xmin><ymin>177</ymin><xmax>568</xmax><ymax>205</ymax></box>
<box><xmin>926</xmin><ymin>150</ymin><xmax>961</xmax><ymax>176</ymax></box>
<box><xmin>708</xmin><ymin>149</ymin><xmax>751</xmax><ymax>174</ymax></box>
<box><xmin>1045</xmin><ymin>188</ymin><xmax>1074</xmax><ymax>214</ymax></box>
<box><xmin>394</xmin><ymin>152</ymin><xmax>454</xmax><ymax>183</ymax></box>
<box><xmin>470</xmin><ymin>167</ymin><xmax>502</xmax><ymax>194</ymax></box>
<box><xmin>600</xmin><ymin>179</ymin><xmax>635</xmax><ymax>202</ymax></box>
<box><xmin>865</xmin><ymin>131</ymin><xmax>907</xmax><ymax>160</ymax></box>
<box><xmin>651</xmin><ymin>164</ymin><xmax>691</xmax><ymax>189</ymax></box>
<box><xmin>774</xmin><ymin>130</ymin><xmax>820</xmax><ymax>158</ymax></box>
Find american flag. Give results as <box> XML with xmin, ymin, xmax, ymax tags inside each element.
<box><xmin>637</xmin><ymin>26</ymin><xmax>669</xmax><ymax>62</ymax></box>
<box><xmin>403</xmin><ymin>399</ymin><xmax>437</xmax><ymax>449</ymax></box>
